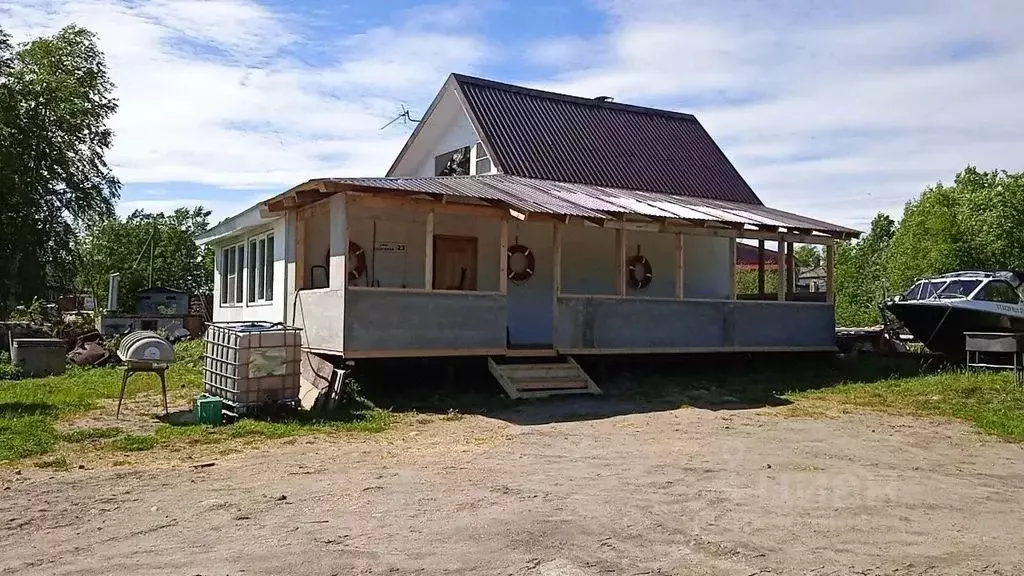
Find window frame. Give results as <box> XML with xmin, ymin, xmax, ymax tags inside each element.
<box><xmin>220</xmin><ymin>242</ymin><xmax>246</xmax><ymax>306</ymax></box>
<box><xmin>975</xmin><ymin>279</ymin><xmax>1022</xmax><ymax>304</ymax></box>
<box><xmin>246</xmin><ymin>231</ymin><xmax>275</xmax><ymax>305</ymax></box>
<box><xmin>471</xmin><ymin>141</ymin><xmax>492</xmax><ymax>175</ymax></box>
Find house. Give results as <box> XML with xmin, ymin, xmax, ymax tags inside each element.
<box><xmin>736</xmin><ymin>242</ymin><xmax>778</xmax><ymax>269</ymax></box>
<box><xmin>797</xmin><ymin>266</ymin><xmax>828</xmax><ymax>293</ymax></box>
<box><xmin>197</xmin><ymin>73</ymin><xmax>859</xmax><ymax>370</ymax></box>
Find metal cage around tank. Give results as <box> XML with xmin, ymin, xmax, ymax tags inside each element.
<box><xmin>202</xmin><ymin>322</ymin><xmax>303</xmax><ymax>414</ymax></box>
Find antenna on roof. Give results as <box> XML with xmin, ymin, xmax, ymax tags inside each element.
<box><xmin>380</xmin><ymin>104</ymin><xmax>422</xmax><ymax>130</ymax></box>
<box><xmin>594</xmin><ymin>95</ymin><xmax>614</xmax><ymax>102</ymax></box>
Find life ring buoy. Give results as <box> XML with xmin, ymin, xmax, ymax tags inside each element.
<box><xmin>349</xmin><ymin>241</ymin><xmax>366</xmax><ymax>283</ymax></box>
<box><xmin>627</xmin><ymin>253</ymin><xmax>653</xmax><ymax>290</ymax></box>
<box><xmin>507</xmin><ymin>244</ymin><xmax>535</xmax><ymax>283</ymax></box>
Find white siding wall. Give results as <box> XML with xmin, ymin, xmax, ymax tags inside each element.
<box><xmin>683</xmin><ymin>235</ymin><xmax>732</xmax><ymax>299</ymax></box>
<box><xmin>212</xmin><ymin>216</ymin><xmax>289</xmax><ymax>323</ymax></box>
<box><xmin>390</xmin><ymin>87</ymin><xmax>483</xmax><ymax>178</ymax></box>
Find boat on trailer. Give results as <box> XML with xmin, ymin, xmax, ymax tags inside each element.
<box><xmin>882</xmin><ymin>271</ymin><xmax>1024</xmax><ymax>356</ymax></box>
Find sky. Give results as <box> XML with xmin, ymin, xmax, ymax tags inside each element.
<box><xmin>2</xmin><ymin>0</ymin><xmax>1022</xmax><ymax>231</ymax></box>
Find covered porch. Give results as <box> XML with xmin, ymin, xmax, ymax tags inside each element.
<box><xmin>276</xmin><ymin>175</ymin><xmax>857</xmax><ymax>359</ymax></box>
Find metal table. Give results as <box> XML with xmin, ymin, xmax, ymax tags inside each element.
<box><xmin>964</xmin><ymin>332</ymin><xmax>1024</xmax><ymax>385</ymax></box>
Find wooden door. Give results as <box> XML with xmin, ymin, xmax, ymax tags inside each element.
<box><xmin>433</xmin><ymin>235</ymin><xmax>478</xmax><ymax>290</ymax></box>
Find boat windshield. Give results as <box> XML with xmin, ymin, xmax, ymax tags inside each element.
<box><xmin>936</xmin><ymin>279</ymin><xmax>982</xmax><ymax>299</ymax></box>
<box><xmin>905</xmin><ymin>281</ymin><xmax>944</xmax><ymax>300</ymax></box>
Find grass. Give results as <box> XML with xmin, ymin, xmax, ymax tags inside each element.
<box><xmin>0</xmin><ymin>340</ymin><xmax>390</xmax><ymax>462</ymax></box>
<box><xmin>787</xmin><ymin>369</ymin><xmax>1024</xmax><ymax>440</ymax></box>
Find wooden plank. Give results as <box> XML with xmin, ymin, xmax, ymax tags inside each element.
<box><xmin>553</xmin><ymin>222</ymin><xmax>563</xmax><ymax>296</ymax></box>
<box><xmin>346</xmin><ymin>192</ymin><xmax>505</xmax><ymax>218</ymax></box>
<box><xmin>295</xmin><ymin>210</ymin><xmax>307</xmax><ymax>290</ymax></box>
<box><xmin>424</xmin><ymin>209</ymin><xmax>434</xmax><ymax>291</ymax></box>
<box><xmin>675</xmin><ymin>233</ymin><xmax>685</xmax><ymax>299</ymax></box>
<box><xmin>343</xmin><ymin>347</ymin><xmax>507</xmax><ymax>359</ymax></box>
<box><xmin>728</xmin><ymin>238</ymin><xmax>737</xmax><ymax>300</ymax></box>
<box><xmin>826</xmin><ymin>240</ymin><xmax>836</xmax><ymax>304</ymax></box>
<box><xmin>513</xmin><ymin>380</ymin><xmax>589</xmax><ymax>390</ymax></box>
<box><xmin>559</xmin><ymin>345</ymin><xmax>838</xmax><ymax>355</ymax></box>
<box><xmin>757</xmin><ymin>239</ymin><xmax>765</xmax><ymax>296</ymax></box>
<box><xmin>499</xmin><ymin>218</ymin><xmax>509</xmax><ymax>294</ymax></box>
<box><xmin>615</xmin><ymin>227</ymin><xmax>626</xmax><ymax>295</ymax></box>
<box><xmin>488</xmin><ymin>357</ymin><xmax>521</xmax><ymax>399</ymax></box>
<box><xmin>786</xmin><ymin>241</ymin><xmax>795</xmax><ymax>296</ymax></box>
<box><xmin>776</xmin><ymin>234</ymin><xmax>786</xmax><ymax>302</ymax></box>
<box><xmin>566</xmin><ymin>356</ymin><xmax>603</xmax><ymax>395</ymax></box>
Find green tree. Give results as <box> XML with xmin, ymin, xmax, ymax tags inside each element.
<box><xmin>834</xmin><ymin>213</ymin><xmax>895</xmax><ymax>327</ymax></box>
<box><xmin>78</xmin><ymin>208</ymin><xmax>214</xmax><ymax>312</ymax></box>
<box><xmin>793</xmin><ymin>245</ymin><xmax>822</xmax><ymax>268</ymax></box>
<box><xmin>885</xmin><ymin>167</ymin><xmax>1024</xmax><ymax>290</ymax></box>
<box><xmin>0</xmin><ymin>26</ymin><xmax>119</xmax><ymax>315</ymax></box>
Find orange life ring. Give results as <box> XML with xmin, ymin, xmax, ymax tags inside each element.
<box><xmin>507</xmin><ymin>244</ymin><xmax>535</xmax><ymax>283</ymax></box>
<box><xmin>349</xmin><ymin>241</ymin><xmax>366</xmax><ymax>283</ymax></box>
<box><xmin>627</xmin><ymin>254</ymin><xmax>653</xmax><ymax>290</ymax></box>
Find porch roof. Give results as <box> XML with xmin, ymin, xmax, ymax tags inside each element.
<box><xmin>266</xmin><ymin>174</ymin><xmax>860</xmax><ymax>240</ymax></box>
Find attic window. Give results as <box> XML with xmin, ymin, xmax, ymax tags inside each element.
<box><xmin>472</xmin><ymin>142</ymin><xmax>492</xmax><ymax>175</ymax></box>
<box><xmin>435</xmin><ymin>146</ymin><xmax>470</xmax><ymax>176</ymax></box>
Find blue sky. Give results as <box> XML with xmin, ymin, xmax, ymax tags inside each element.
<box><xmin>3</xmin><ymin>0</ymin><xmax>1023</xmax><ymax>230</ymax></box>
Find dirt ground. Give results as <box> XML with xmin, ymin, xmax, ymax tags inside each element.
<box><xmin>2</xmin><ymin>399</ymin><xmax>1023</xmax><ymax>576</ymax></box>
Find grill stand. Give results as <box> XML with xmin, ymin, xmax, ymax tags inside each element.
<box><xmin>117</xmin><ymin>361</ymin><xmax>169</xmax><ymax>419</ymax></box>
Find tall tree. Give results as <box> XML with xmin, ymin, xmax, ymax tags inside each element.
<box><xmin>0</xmin><ymin>26</ymin><xmax>119</xmax><ymax>315</ymax></box>
<box><xmin>78</xmin><ymin>208</ymin><xmax>214</xmax><ymax>312</ymax></box>
<box><xmin>834</xmin><ymin>213</ymin><xmax>896</xmax><ymax>327</ymax></box>
<box><xmin>793</xmin><ymin>245</ymin><xmax>822</xmax><ymax>268</ymax></box>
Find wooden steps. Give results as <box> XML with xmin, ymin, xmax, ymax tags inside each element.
<box><xmin>488</xmin><ymin>356</ymin><xmax>602</xmax><ymax>399</ymax></box>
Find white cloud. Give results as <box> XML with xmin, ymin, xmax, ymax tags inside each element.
<box><xmin>1</xmin><ymin>0</ymin><xmax>491</xmax><ymax>219</ymax></box>
<box><xmin>527</xmin><ymin>0</ymin><xmax>1024</xmax><ymax>230</ymax></box>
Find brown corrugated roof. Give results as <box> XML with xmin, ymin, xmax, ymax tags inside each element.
<box><xmin>318</xmin><ymin>175</ymin><xmax>859</xmax><ymax>238</ymax></box>
<box><xmin>452</xmin><ymin>74</ymin><xmax>763</xmax><ymax>205</ymax></box>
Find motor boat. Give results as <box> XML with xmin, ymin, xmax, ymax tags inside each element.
<box><xmin>881</xmin><ymin>271</ymin><xmax>1024</xmax><ymax>356</ymax></box>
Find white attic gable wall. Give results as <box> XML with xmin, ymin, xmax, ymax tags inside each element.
<box><xmin>388</xmin><ymin>84</ymin><xmax>488</xmax><ymax>178</ymax></box>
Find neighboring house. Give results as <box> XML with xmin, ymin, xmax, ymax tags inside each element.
<box><xmin>736</xmin><ymin>242</ymin><xmax>778</xmax><ymax>269</ymax></box>
<box><xmin>197</xmin><ymin>73</ymin><xmax>858</xmax><ymax>362</ymax></box>
<box><xmin>797</xmin><ymin>266</ymin><xmax>828</xmax><ymax>293</ymax></box>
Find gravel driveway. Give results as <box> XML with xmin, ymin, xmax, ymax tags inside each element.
<box><xmin>2</xmin><ymin>400</ymin><xmax>1023</xmax><ymax>575</ymax></box>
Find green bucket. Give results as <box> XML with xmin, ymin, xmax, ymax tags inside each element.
<box><xmin>193</xmin><ymin>394</ymin><xmax>223</xmax><ymax>425</ymax></box>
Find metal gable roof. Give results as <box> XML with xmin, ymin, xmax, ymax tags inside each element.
<box><xmin>451</xmin><ymin>74</ymin><xmax>763</xmax><ymax>205</ymax></box>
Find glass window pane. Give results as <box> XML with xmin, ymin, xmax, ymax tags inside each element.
<box><xmin>257</xmin><ymin>239</ymin><xmax>266</xmax><ymax>300</ymax></box>
<box><xmin>475</xmin><ymin>141</ymin><xmax>487</xmax><ymax>159</ymax></box>
<box><xmin>221</xmin><ymin>249</ymin><xmax>229</xmax><ymax>304</ymax></box>
<box><xmin>266</xmin><ymin>235</ymin><xmax>275</xmax><ymax>300</ymax></box>
<box><xmin>475</xmin><ymin>157</ymin><xmax>492</xmax><ymax>175</ymax></box>
<box><xmin>236</xmin><ymin>247</ymin><xmax>245</xmax><ymax>303</ymax></box>
<box><xmin>247</xmin><ymin>241</ymin><xmax>257</xmax><ymax>302</ymax></box>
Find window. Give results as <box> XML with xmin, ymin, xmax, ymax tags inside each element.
<box><xmin>247</xmin><ymin>232</ymin><xmax>274</xmax><ymax>303</ymax></box>
<box><xmin>220</xmin><ymin>243</ymin><xmax>245</xmax><ymax>305</ymax></box>
<box><xmin>937</xmin><ymin>279</ymin><xmax>981</xmax><ymax>298</ymax></box>
<box><xmin>904</xmin><ymin>282</ymin><xmax>923</xmax><ymax>300</ymax></box>
<box><xmin>976</xmin><ymin>280</ymin><xmax>1021</xmax><ymax>304</ymax></box>
<box><xmin>472</xmin><ymin>142</ymin><xmax>492</xmax><ymax>174</ymax></box>
<box><xmin>435</xmin><ymin>146</ymin><xmax>470</xmax><ymax>176</ymax></box>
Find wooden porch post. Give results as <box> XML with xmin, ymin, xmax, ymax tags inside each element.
<box><xmin>786</xmin><ymin>242</ymin><xmax>796</xmax><ymax>295</ymax></box>
<box><xmin>295</xmin><ymin>210</ymin><xmax>307</xmax><ymax>291</ymax></box>
<box><xmin>675</xmin><ymin>233</ymin><xmax>685</xmax><ymax>299</ymax></box>
<box><xmin>826</xmin><ymin>240</ymin><xmax>836</xmax><ymax>304</ymax></box>
<box><xmin>728</xmin><ymin>238</ymin><xmax>737</xmax><ymax>300</ymax></box>
<box><xmin>499</xmin><ymin>218</ymin><xmax>509</xmax><ymax>294</ymax></box>
<box><xmin>776</xmin><ymin>234</ymin><xmax>786</xmax><ymax>302</ymax></box>
<box><xmin>615</xmin><ymin>227</ymin><xmax>626</xmax><ymax>295</ymax></box>
<box><xmin>757</xmin><ymin>239</ymin><xmax>765</xmax><ymax>297</ymax></box>
<box><xmin>553</xmin><ymin>221</ymin><xmax>562</xmax><ymax>297</ymax></box>
<box><xmin>328</xmin><ymin>193</ymin><xmax>348</xmax><ymax>289</ymax></box>
<box><xmin>424</xmin><ymin>209</ymin><xmax>434</xmax><ymax>290</ymax></box>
